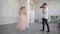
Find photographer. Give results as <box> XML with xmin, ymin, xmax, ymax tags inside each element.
<box><xmin>40</xmin><ymin>3</ymin><xmax>50</xmax><ymax>32</ymax></box>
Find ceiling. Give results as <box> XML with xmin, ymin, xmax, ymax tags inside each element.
<box><xmin>31</xmin><ymin>0</ymin><xmax>60</xmax><ymax>4</ymax></box>
<box><xmin>31</xmin><ymin>0</ymin><xmax>42</xmax><ymax>2</ymax></box>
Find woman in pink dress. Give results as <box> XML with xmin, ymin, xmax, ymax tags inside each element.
<box><xmin>16</xmin><ymin>6</ymin><xmax>29</xmax><ymax>31</ymax></box>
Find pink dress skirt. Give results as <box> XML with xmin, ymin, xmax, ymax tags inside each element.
<box><xmin>16</xmin><ymin>13</ymin><xmax>29</xmax><ymax>30</ymax></box>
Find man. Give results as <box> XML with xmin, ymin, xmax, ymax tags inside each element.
<box><xmin>40</xmin><ymin>3</ymin><xmax>50</xmax><ymax>32</ymax></box>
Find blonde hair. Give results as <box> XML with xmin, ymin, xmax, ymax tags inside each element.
<box><xmin>20</xmin><ymin>6</ymin><xmax>25</xmax><ymax>10</ymax></box>
<box><xmin>19</xmin><ymin>6</ymin><xmax>26</xmax><ymax>15</ymax></box>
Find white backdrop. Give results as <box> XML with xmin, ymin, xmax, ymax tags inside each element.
<box><xmin>0</xmin><ymin>0</ymin><xmax>27</xmax><ymax>25</ymax></box>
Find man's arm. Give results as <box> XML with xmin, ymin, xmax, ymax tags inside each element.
<box><xmin>42</xmin><ymin>8</ymin><xmax>45</xmax><ymax>14</ymax></box>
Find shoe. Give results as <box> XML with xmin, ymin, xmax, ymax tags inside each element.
<box><xmin>16</xmin><ymin>29</ymin><xmax>20</xmax><ymax>32</ymax></box>
<box><xmin>40</xmin><ymin>30</ymin><xmax>44</xmax><ymax>31</ymax></box>
<box><xmin>25</xmin><ymin>28</ymin><xmax>28</xmax><ymax>30</ymax></box>
<box><xmin>46</xmin><ymin>31</ymin><xmax>50</xmax><ymax>32</ymax></box>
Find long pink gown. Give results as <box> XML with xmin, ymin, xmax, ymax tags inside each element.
<box><xmin>16</xmin><ymin>13</ymin><xmax>29</xmax><ymax>30</ymax></box>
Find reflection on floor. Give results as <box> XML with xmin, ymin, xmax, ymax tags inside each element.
<box><xmin>0</xmin><ymin>23</ymin><xmax>60</xmax><ymax>34</ymax></box>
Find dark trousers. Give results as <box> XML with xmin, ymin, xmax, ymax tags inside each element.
<box><xmin>42</xmin><ymin>18</ymin><xmax>50</xmax><ymax>31</ymax></box>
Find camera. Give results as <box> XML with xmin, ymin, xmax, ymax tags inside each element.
<box><xmin>40</xmin><ymin>5</ymin><xmax>44</xmax><ymax>8</ymax></box>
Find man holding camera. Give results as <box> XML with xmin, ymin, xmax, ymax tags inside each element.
<box><xmin>40</xmin><ymin>3</ymin><xmax>50</xmax><ymax>32</ymax></box>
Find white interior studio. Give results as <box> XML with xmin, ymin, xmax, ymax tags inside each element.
<box><xmin>0</xmin><ymin>0</ymin><xmax>60</xmax><ymax>34</ymax></box>
<box><xmin>31</xmin><ymin>0</ymin><xmax>60</xmax><ymax>27</ymax></box>
<box><xmin>0</xmin><ymin>0</ymin><xmax>28</xmax><ymax>25</ymax></box>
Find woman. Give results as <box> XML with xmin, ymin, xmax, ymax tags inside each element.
<box><xmin>16</xmin><ymin>6</ymin><xmax>29</xmax><ymax>31</ymax></box>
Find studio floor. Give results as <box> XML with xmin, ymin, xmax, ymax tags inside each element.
<box><xmin>0</xmin><ymin>22</ymin><xmax>60</xmax><ymax>34</ymax></box>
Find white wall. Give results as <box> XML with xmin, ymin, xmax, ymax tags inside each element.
<box><xmin>34</xmin><ymin>0</ymin><xmax>60</xmax><ymax>20</ymax></box>
<box><xmin>0</xmin><ymin>0</ymin><xmax>27</xmax><ymax>25</ymax></box>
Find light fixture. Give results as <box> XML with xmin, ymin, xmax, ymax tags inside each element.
<box><xmin>32</xmin><ymin>0</ymin><xmax>42</xmax><ymax>2</ymax></box>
